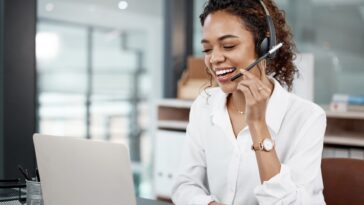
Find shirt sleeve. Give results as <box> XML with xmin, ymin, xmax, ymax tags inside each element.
<box><xmin>171</xmin><ymin>100</ymin><xmax>218</xmax><ymax>205</ymax></box>
<box><xmin>254</xmin><ymin>112</ymin><xmax>327</xmax><ymax>205</ymax></box>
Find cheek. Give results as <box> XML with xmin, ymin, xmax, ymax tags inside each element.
<box><xmin>204</xmin><ymin>56</ymin><xmax>213</xmax><ymax>73</ymax></box>
<box><xmin>204</xmin><ymin>55</ymin><xmax>210</xmax><ymax>67</ymax></box>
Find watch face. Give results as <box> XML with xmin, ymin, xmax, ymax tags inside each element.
<box><xmin>263</xmin><ymin>138</ymin><xmax>274</xmax><ymax>151</ymax></box>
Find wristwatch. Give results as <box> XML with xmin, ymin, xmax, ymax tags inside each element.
<box><xmin>251</xmin><ymin>138</ymin><xmax>275</xmax><ymax>152</ymax></box>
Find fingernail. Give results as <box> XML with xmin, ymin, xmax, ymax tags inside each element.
<box><xmin>240</xmin><ymin>69</ymin><xmax>246</xmax><ymax>73</ymax></box>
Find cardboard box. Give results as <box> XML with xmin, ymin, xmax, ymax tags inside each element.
<box><xmin>177</xmin><ymin>57</ymin><xmax>212</xmax><ymax>100</ymax></box>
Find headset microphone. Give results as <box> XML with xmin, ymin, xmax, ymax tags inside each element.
<box><xmin>230</xmin><ymin>43</ymin><xmax>283</xmax><ymax>81</ymax></box>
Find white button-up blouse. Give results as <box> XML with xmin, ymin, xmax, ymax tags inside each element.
<box><xmin>171</xmin><ymin>79</ymin><xmax>327</xmax><ymax>205</ymax></box>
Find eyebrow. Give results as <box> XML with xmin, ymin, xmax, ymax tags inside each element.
<box><xmin>201</xmin><ymin>34</ymin><xmax>239</xmax><ymax>44</ymax></box>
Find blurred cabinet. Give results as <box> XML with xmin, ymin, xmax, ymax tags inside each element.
<box><xmin>154</xmin><ymin>130</ymin><xmax>186</xmax><ymax>198</ymax></box>
<box><xmin>323</xmin><ymin>107</ymin><xmax>364</xmax><ymax>159</ymax></box>
<box><xmin>153</xmin><ymin>99</ymin><xmax>192</xmax><ymax>199</ymax></box>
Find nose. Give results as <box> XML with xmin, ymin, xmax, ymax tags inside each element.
<box><xmin>209</xmin><ymin>50</ymin><xmax>225</xmax><ymax>64</ymax></box>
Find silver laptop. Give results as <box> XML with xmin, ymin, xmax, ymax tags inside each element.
<box><xmin>33</xmin><ymin>133</ymin><xmax>137</xmax><ymax>205</ymax></box>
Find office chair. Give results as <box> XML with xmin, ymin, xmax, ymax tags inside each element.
<box><xmin>321</xmin><ymin>158</ymin><xmax>364</xmax><ymax>205</ymax></box>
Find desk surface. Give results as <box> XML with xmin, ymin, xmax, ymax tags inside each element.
<box><xmin>0</xmin><ymin>198</ymin><xmax>172</xmax><ymax>205</ymax></box>
<box><xmin>137</xmin><ymin>198</ymin><xmax>173</xmax><ymax>205</ymax></box>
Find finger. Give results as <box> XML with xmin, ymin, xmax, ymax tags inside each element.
<box><xmin>240</xmin><ymin>69</ymin><xmax>270</xmax><ymax>91</ymax></box>
<box><xmin>257</xmin><ymin>59</ymin><xmax>268</xmax><ymax>81</ymax></box>
<box><xmin>257</xmin><ymin>86</ymin><xmax>271</xmax><ymax>100</ymax></box>
<box><xmin>257</xmin><ymin>80</ymin><xmax>272</xmax><ymax>98</ymax></box>
<box><xmin>241</xmin><ymin>76</ymin><xmax>271</xmax><ymax>103</ymax></box>
<box><xmin>237</xmin><ymin>80</ymin><xmax>256</xmax><ymax>106</ymax></box>
<box><xmin>252</xmin><ymin>80</ymin><xmax>271</xmax><ymax>100</ymax></box>
<box><xmin>255</xmin><ymin>80</ymin><xmax>271</xmax><ymax>95</ymax></box>
<box><xmin>241</xmin><ymin>69</ymin><xmax>268</xmax><ymax>90</ymax></box>
<box><xmin>243</xmin><ymin>60</ymin><xmax>271</xmax><ymax>86</ymax></box>
<box><xmin>241</xmin><ymin>69</ymin><xmax>272</xmax><ymax>95</ymax></box>
<box><xmin>239</xmin><ymin>76</ymin><xmax>262</xmax><ymax>100</ymax></box>
<box><xmin>259</xmin><ymin>62</ymin><xmax>273</xmax><ymax>86</ymax></box>
<box><xmin>240</xmin><ymin>69</ymin><xmax>259</xmax><ymax>81</ymax></box>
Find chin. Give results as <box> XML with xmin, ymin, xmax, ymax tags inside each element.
<box><xmin>218</xmin><ymin>83</ymin><xmax>237</xmax><ymax>94</ymax></box>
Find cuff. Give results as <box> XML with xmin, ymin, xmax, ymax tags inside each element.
<box><xmin>254</xmin><ymin>164</ymin><xmax>296</xmax><ymax>204</ymax></box>
<box><xmin>190</xmin><ymin>195</ymin><xmax>218</xmax><ymax>205</ymax></box>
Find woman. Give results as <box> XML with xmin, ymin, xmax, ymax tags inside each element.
<box><xmin>171</xmin><ymin>0</ymin><xmax>326</xmax><ymax>204</ymax></box>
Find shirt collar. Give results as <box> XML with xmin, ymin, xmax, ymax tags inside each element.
<box><xmin>209</xmin><ymin>78</ymin><xmax>290</xmax><ymax>134</ymax></box>
<box><xmin>209</xmin><ymin>89</ymin><xmax>229</xmax><ymax>131</ymax></box>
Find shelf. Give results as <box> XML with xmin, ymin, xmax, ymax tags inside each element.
<box><xmin>157</xmin><ymin>99</ymin><xmax>193</xmax><ymax>108</ymax></box>
<box><xmin>157</xmin><ymin>120</ymin><xmax>188</xmax><ymax>130</ymax></box>
<box><xmin>322</xmin><ymin>105</ymin><xmax>364</xmax><ymax>120</ymax></box>
<box><xmin>325</xmin><ymin>135</ymin><xmax>364</xmax><ymax>147</ymax></box>
<box><xmin>325</xmin><ymin>110</ymin><xmax>364</xmax><ymax>120</ymax></box>
<box><xmin>156</xmin><ymin>103</ymin><xmax>364</xmax><ymax>148</ymax></box>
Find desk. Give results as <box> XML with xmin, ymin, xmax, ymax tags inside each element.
<box><xmin>0</xmin><ymin>182</ymin><xmax>172</xmax><ymax>204</ymax></box>
<box><xmin>0</xmin><ymin>198</ymin><xmax>172</xmax><ymax>205</ymax></box>
<box><xmin>137</xmin><ymin>198</ymin><xmax>173</xmax><ymax>205</ymax></box>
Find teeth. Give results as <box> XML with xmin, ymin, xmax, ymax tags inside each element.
<box><xmin>216</xmin><ymin>68</ymin><xmax>235</xmax><ymax>76</ymax></box>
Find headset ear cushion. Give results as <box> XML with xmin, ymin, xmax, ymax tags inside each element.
<box><xmin>258</xmin><ymin>37</ymin><xmax>269</xmax><ymax>57</ymax></box>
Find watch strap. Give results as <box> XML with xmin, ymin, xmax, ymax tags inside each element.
<box><xmin>251</xmin><ymin>138</ymin><xmax>274</xmax><ymax>152</ymax></box>
<box><xmin>251</xmin><ymin>142</ymin><xmax>263</xmax><ymax>151</ymax></box>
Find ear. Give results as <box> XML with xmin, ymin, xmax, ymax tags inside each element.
<box><xmin>258</xmin><ymin>38</ymin><xmax>269</xmax><ymax>57</ymax></box>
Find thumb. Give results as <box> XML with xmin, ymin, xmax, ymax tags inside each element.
<box><xmin>258</xmin><ymin>59</ymin><xmax>270</xmax><ymax>84</ymax></box>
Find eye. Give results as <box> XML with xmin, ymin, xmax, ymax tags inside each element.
<box><xmin>202</xmin><ymin>48</ymin><xmax>212</xmax><ymax>54</ymax></box>
<box><xmin>223</xmin><ymin>45</ymin><xmax>236</xmax><ymax>50</ymax></box>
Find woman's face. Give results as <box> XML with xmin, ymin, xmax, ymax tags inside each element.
<box><xmin>202</xmin><ymin>11</ymin><xmax>259</xmax><ymax>94</ymax></box>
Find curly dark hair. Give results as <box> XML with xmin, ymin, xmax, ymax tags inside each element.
<box><xmin>200</xmin><ymin>0</ymin><xmax>298</xmax><ymax>91</ymax></box>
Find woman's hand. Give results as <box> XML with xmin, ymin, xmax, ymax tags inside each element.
<box><xmin>236</xmin><ymin>68</ymin><xmax>272</xmax><ymax>125</ymax></box>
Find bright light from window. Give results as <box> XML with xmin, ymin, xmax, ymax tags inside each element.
<box><xmin>118</xmin><ymin>1</ymin><xmax>128</xmax><ymax>10</ymax></box>
<box><xmin>88</xmin><ymin>4</ymin><xmax>96</xmax><ymax>12</ymax></box>
<box><xmin>360</xmin><ymin>6</ymin><xmax>364</xmax><ymax>21</ymax></box>
<box><xmin>36</xmin><ymin>32</ymin><xmax>60</xmax><ymax>60</ymax></box>
<box><xmin>45</xmin><ymin>3</ymin><xmax>55</xmax><ymax>12</ymax></box>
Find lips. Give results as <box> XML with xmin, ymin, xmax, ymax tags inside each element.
<box><xmin>214</xmin><ymin>67</ymin><xmax>237</xmax><ymax>82</ymax></box>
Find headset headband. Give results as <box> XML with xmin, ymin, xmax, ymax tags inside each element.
<box><xmin>258</xmin><ymin>0</ymin><xmax>277</xmax><ymax>58</ymax></box>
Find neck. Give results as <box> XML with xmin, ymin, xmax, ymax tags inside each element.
<box><xmin>228</xmin><ymin>91</ymin><xmax>246</xmax><ymax>113</ymax></box>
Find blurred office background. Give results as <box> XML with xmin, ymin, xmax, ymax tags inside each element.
<box><xmin>36</xmin><ymin>0</ymin><xmax>163</xmax><ymax>143</ymax></box>
<box><xmin>0</xmin><ymin>0</ymin><xmax>364</xmax><ymax>201</ymax></box>
<box><xmin>36</xmin><ymin>0</ymin><xmax>163</xmax><ymax>197</ymax></box>
<box><xmin>193</xmin><ymin>0</ymin><xmax>364</xmax><ymax>104</ymax></box>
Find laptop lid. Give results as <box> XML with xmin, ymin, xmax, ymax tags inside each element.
<box><xmin>33</xmin><ymin>133</ymin><xmax>137</xmax><ymax>205</ymax></box>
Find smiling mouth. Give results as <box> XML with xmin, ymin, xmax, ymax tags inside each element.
<box><xmin>215</xmin><ymin>67</ymin><xmax>237</xmax><ymax>77</ymax></box>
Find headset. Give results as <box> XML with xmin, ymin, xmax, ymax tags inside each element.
<box><xmin>230</xmin><ymin>0</ymin><xmax>281</xmax><ymax>81</ymax></box>
<box><xmin>257</xmin><ymin>0</ymin><xmax>277</xmax><ymax>59</ymax></box>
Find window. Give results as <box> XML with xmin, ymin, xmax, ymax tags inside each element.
<box><xmin>36</xmin><ymin>0</ymin><xmax>163</xmax><ymax>197</ymax></box>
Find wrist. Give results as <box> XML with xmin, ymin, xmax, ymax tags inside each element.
<box><xmin>248</xmin><ymin>121</ymin><xmax>270</xmax><ymax>143</ymax></box>
<box><xmin>252</xmin><ymin>138</ymin><xmax>275</xmax><ymax>152</ymax></box>
<box><xmin>248</xmin><ymin>120</ymin><xmax>267</xmax><ymax>132</ymax></box>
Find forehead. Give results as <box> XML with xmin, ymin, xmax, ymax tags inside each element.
<box><xmin>202</xmin><ymin>11</ymin><xmax>250</xmax><ymax>40</ymax></box>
